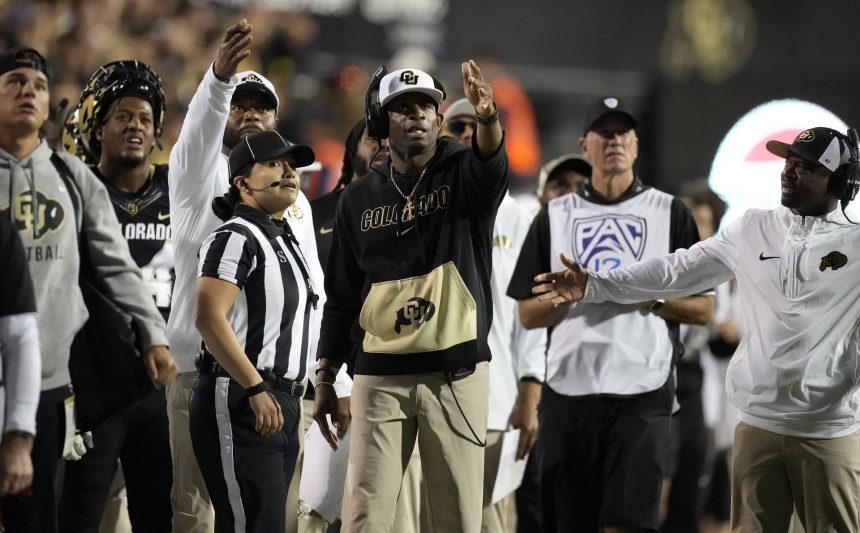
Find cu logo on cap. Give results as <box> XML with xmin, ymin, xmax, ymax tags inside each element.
<box><xmin>399</xmin><ymin>70</ymin><xmax>419</xmax><ymax>85</ymax></box>
<box><xmin>797</xmin><ymin>129</ymin><xmax>815</xmax><ymax>142</ymax></box>
<box><xmin>244</xmin><ymin>74</ymin><xmax>262</xmax><ymax>83</ymax></box>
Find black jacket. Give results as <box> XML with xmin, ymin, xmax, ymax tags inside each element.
<box><xmin>318</xmin><ymin>136</ymin><xmax>509</xmax><ymax>375</ymax></box>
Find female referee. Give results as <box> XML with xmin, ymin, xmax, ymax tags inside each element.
<box><xmin>190</xmin><ymin>130</ymin><xmax>319</xmax><ymax>532</ymax></box>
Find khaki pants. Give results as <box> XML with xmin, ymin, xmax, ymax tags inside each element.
<box><xmin>166</xmin><ymin>371</ymin><xmax>215</xmax><ymax>532</ymax></box>
<box><xmin>342</xmin><ymin>363</ymin><xmax>489</xmax><ymax>533</ymax></box>
<box><xmin>480</xmin><ymin>430</ymin><xmax>510</xmax><ymax>533</ymax></box>
<box><xmin>731</xmin><ymin>422</ymin><xmax>860</xmax><ymax>533</ymax></box>
<box><xmin>99</xmin><ymin>467</ymin><xmax>131</xmax><ymax>533</ymax></box>
<box><xmin>290</xmin><ymin>398</ymin><xmax>330</xmax><ymax>533</ymax></box>
<box><xmin>294</xmin><ymin>400</ymin><xmax>427</xmax><ymax>533</ymax></box>
<box><xmin>392</xmin><ymin>443</ymin><xmax>429</xmax><ymax>533</ymax></box>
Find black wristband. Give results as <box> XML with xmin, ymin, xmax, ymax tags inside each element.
<box><xmin>245</xmin><ymin>380</ymin><xmax>273</xmax><ymax>397</ymax></box>
<box><xmin>315</xmin><ymin>366</ymin><xmax>335</xmax><ymax>376</ymax></box>
<box><xmin>475</xmin><ymin>105</ymin><xmax>500</xmax><ymax>127</ymax></box>
<box><xmin>4</xmin><ymin>430</ymin><xmax>34</xmax><ymax>439</ymax></box>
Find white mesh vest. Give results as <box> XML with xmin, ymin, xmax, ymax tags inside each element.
<box><xmin>547</xmin><ymin>188</ymin><xmax>675</xmax><ymax>396</ymax></box>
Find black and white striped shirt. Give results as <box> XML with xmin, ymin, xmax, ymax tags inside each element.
<box><xmin>198</xmin><ymin>204</ymin><xmax>318</xmax><ymax>382</ymax></box>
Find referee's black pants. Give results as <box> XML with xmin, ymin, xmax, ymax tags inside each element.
<box><xmin>59</xmin><ymin>388</ymin><xmax>173</xmax><ymax>532</ymax></box>
<box><xmin>189</xmin><ymin>373</ymin><xmax>301</xmax><ymax>533</ymax></box>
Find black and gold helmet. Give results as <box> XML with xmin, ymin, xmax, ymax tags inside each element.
<box><xmin>63</xmin><ymin>60</ymin><xmax>165</xmax><ymax>164</ymax></box>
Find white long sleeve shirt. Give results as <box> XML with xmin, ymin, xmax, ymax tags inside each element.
<box><xmin>0</xmin><ymin>314</ymin><xmax>40</xmax><ymax>435</ymax></box>
<box><xmin>584</xmin><ymin>206</ymin><xmax>860</xmax><ymax>438</ymax></box>
<box><xmin>168</xmin><ymin>65</ymin><xmax>350</xmax><ymax>395</ymax></box>
<box><xmin>487</xmin><ymin>194</ymin><xmax>546</xmax><ymax>430</ymax></box>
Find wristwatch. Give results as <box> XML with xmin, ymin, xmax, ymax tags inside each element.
<box><xmin>647</xmin><ymin>299</ymin><xmax>665</xmax><ymax>314</ymax></box>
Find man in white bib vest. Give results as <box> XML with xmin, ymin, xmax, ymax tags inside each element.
<box><xmin>507</xmin><ymin>97</ymin><xmax>713</xmax><ymax>533</ymax></box>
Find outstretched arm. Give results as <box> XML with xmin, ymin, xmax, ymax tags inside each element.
<box><xmin>531</xmin><ymin>253</ymin><xmax>589</xmax><ymax>306</ymax></box>
<box><xmin>533</xmin><ymin>245</ymin><xmax>734</xmax><ymax>307</ymax></box>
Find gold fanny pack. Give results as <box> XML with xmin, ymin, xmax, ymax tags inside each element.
<box><xmin>359</xmin><ymin>261</ymin><xmax>477</xmax><ymax>354</ymax></box>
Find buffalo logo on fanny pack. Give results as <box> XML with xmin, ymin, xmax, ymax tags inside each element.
<box><xmin>572</xmin><ymin>214</ymin><xmax>646</xmax><ymax>271</ymax></box>
<box><xmin>819</xmin><ymin>251</ymin><xmax>848</xmax><ymax>271</ymax></box>
<box><xmin>394</xmin><ymin>296</ymin><xmax>436</xmax><ymax>334</ymax></box>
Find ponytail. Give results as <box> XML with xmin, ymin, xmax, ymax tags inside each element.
<box><xmin>211</xmin><ymin>185</ymin><xmax>241</xmax><ymax>221</ymax></box>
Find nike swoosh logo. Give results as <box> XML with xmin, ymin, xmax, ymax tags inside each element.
<box><xmin>759</xmin><ymin>253</ymin><xmax>780</xmax><ymax>261</ymax></box>
<box><xmin>396</xmin><ymin>225</ymin><xmax>414</xmax><ymax>237</ymax></box>
<box><xmin>319</xmin><ymin>226</ymin><xmax>333</xmax><ymax>235</ymax></box>
<box><xmin>157</xmin><ymin>212</ymin><xmax>170</xmax><ymax>221</ymax></box>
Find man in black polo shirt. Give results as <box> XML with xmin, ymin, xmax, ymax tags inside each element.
<box><xmin>313</xmin><ymin>61</ymin><xmax>506</xmax><ymax>533</ymax></box>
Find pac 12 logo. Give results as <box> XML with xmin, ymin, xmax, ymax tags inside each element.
<box><xmin>572</xmin><ymin>215</ymin><xmax>646</xmax><ymax>271</ymax></box>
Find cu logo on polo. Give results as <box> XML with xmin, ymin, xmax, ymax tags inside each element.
<box><xmin>573</xmin><ymin>215</ymin><xmax>646</xmax><ymax>271</ymax></box>
<box><xmin>399</xmin><ymin>70</ymin><xmax>419</xmax><ymax>85</ymax></box>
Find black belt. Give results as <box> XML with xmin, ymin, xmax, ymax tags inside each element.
<box><xmin>196</xmin><ymin>352</ymin><xmax>305</xmax><ymax>398</ymax></box>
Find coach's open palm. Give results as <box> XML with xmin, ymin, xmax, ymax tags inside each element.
<box><xmin>532</xmin><ymin>253</ymin><xmax>588</xmax><ymax>306</ymax></box>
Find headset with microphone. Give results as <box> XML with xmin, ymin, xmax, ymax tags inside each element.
<box><xmin>365</xmin><ymin>65</ymin><xmax>389</xmax><ymax>140</ymax></box>
<box><xmin>244</xmin><ymin>180</ymin><xmax>282</xmax><ymax>192</ymax></box>
<box><xmin>364</xmin><ymin>65</ymin><xmax>447</xmax><ymax>141</ymax></box>
<box><xmin>240</xmin><ymin>179</ymin><xmax>284</xmax><ymax>218</ymax></box>
<box><xmin>830</xmin><ymin>127</ymin><xmax>860</xmax><ymax>213</ymax></box>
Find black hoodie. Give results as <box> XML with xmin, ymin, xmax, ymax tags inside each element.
<box><xmin>318</xmin><ymin>135</ymin><xmax>509</xmax><ymax>375</ymax></box>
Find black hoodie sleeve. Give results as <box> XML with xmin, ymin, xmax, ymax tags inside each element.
<box><xmin>317</xmin><ymin>193</ymin><xmax>366</xmax><ymax>363</ymax></box>
<box><xmin>460</xmin><ymin>134</ymin><xmax>509</xmax><ymax>216</ymax></box>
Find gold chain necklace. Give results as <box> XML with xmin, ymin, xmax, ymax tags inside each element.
<box><xmin>389</xmin><ymin>163</ymin><xmax>428</xmax><ymax>222</ymax></box>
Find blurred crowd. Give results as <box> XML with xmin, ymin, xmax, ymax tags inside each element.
<box><xmin>0</xmin><ymin>0</ymin><xmax>369</xmax><ymax>194</ymax></box>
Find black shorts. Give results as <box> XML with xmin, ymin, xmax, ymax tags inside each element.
<box><xmin>538</xmin><ymin>378</ymin><xmax>674</xmax><ymax>532</ymax></box>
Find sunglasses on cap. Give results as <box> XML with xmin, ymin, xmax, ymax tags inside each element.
<box><xmin>447</xmin><ymin>119</ymin><xmax>476</xmax><ymax>135</ymax></box>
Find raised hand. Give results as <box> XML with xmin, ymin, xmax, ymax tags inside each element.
<box><xmin>214</xmin><ymin>19</ymin><xmax>253</xmax><ymax>81</ymax></box>
<box><xmin>461</xmin><ymin>60</ymin><xmax>494</xmax><ymax>117</ymax></box>
<box><xmin>532</xmin><ymin>253</ymin><xmax>589</xmax><ymax>306</ymax></box>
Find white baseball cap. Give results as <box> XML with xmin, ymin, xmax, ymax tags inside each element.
<box><xmin>235</xmin><ymin>70</ymin><xmax>279</xmax><ymax>111</ymax></box>
<box><xmin>379</xmin><ymin>68</ymin><xmax>445</xmax><ymax>108</ymax></box>
<box><xmin>441</xmin><ymin>98</ymin><xmax>474</xmax><ymax>124</ymax></box>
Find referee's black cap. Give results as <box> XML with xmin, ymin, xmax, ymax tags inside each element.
<box><xmin>0</xmin><ymin>46</ymin><xmax>50</xmax><ymax>81</ymax></box>
<box><xmin>584</xmin><ymin>96</ymin><xmax>637</xmax><ymax>135</ymax></box>
<box><xmin>229</xmin><ymin>131</ymin><xmax>316</xmax><ymax>178</ymax></box>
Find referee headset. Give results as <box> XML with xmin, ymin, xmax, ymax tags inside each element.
<box><xmin>828</xmin><ymin>127</ymin><xmax>860</xmax><ymax>218</ymax></box>
<box><xmin>236</xmin><ymin>137</ymin><xmax>320</xmax><ymax>310</ymax></box>
<box><xmin>238</xmin><ymin>136</ymin><xmax>286</xmax><ymax>216</ymax></box>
